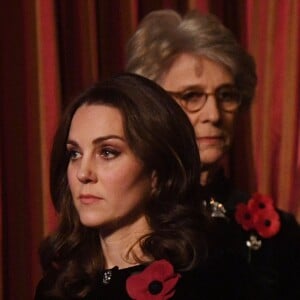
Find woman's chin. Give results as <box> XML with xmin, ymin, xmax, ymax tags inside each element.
<box><xmin>199</xmin><ymin>148</ymin><xmax>226</xmax><ymax>166</ymax></box>
<box><xmin>78</xmin><ymin>213</ymin><xmax>104</xmax><ymax>228</ymax></box>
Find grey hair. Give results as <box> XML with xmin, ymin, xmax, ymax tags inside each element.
<box><xmin>126</xmin><ymin>9</ymin><xmax>257</xmax><ymax>109</ymax></box>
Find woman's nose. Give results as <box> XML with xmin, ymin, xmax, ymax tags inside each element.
<box><xmin>200</xmin><ymin>95</ymin><xmax>221</xmax><ymax>123</ymax></box>
<box><xmin>76</xmin><ymin>159</ymin><xmax>97</xmax><ymax>183</ymax></box>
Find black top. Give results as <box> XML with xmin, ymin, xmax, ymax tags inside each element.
<box><xmin>35</xmin><ymin>255</ymin><xmax>259</xmax><ymax>299</ymax></box>
<box><xmin>201</xmin><ymin>169</ymin><xmax>300</xmax><ymax>299</ymax></box>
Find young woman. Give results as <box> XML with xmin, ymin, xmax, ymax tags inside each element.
<box><xmin>35</xmin><ymin>73</ymin><xmax>255</xmax><ymax>299</ymax></box>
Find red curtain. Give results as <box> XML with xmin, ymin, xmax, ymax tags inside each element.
<box><xmin>0</xmin><ymin>0</ymin><xmax>299</xmax><ymax>299</ymax></box>
<box><xmin>235</xmin><ymin>0</ymin><xmax>300</xmax><ymax>215</ymax></box>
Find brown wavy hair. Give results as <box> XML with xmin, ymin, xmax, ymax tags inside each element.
<box><xmin>38</xmin><ymin>73</ymin><xmax>208</xmax><ymax>298</ymax></box>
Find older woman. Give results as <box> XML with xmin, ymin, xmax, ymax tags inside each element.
<box><xmin>126</xmin><ymin>9</ymin><xmax>300</xmax><ymax>299</ymax></box>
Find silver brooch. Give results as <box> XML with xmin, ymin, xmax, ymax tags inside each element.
<box><xmin>246</xmin><ymin>234</ymin><xmax>262</xmax><ymax>263</ymax></box>
<box><xmin>246</xmin><ymin>234</ymin><xmax>262</xmax><ymax>251</ymax></box>
<box><xmin>102</xmin><ymin>269</ymin><xmax>113</xmax><ymax>285</ymax></box>
<box><xmin>204</xmin><ymin>198</ymin><xmax>227</xmax><ymax>218</ymax></box>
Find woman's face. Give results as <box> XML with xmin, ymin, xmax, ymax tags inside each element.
<box><xmin>159</xmin><ymin>53</ymin><xmax>238</xmax><ymax>168</ymax></box>
<box><xmin>66</xmin><ymin>104</ymin><xmax>154</xmax><ymax>231</ymax></box>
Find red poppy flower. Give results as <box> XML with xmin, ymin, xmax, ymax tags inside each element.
<box><xmin>235</xmin><ymin>192</ymin><xmax>281</xmax><ymax>239</ymax></box>
<box><xmin>235</xmin><ymin>202</ymin><xmax>254</xmax><ymax>230</ymax></box>
<box><xmin>253</xmin><ymin>208</ymin><xmax>281</xmax><ymax>238</ymax></box>
<box><xmin>126</xmin><ymin>259</ymin><xmax>181</xmax><ymax>300</ymax></box>
<box><xmin>248</xmin><ymin>193</ymin><xmax>274</xmax><ymax>214</ymax></box>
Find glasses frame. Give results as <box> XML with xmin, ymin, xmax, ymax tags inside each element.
<box><xmin>166</xmin><ymin>85</ymin><xmax>242</xmax><ymax>113</ymax></box>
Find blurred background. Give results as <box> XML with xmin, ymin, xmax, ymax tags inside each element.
<box><xmin>0</xmin><ymin>0</ymin><xmax>299</xmax><ymax>299</ymax></box>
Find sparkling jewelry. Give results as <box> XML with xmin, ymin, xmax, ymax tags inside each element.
<box><xmin>207</xmin><ymin>198</ymin><xmax>227</xmax><ymax>218</ymax></box>
<box><xmin>246</xmin><ymin>234</ymin><xmax>262</xmax><ymax>250</ymax></box>
<box><xmin>102</xmin><ymin>269</ymin><xmax>113</xmax><ymax>285</ymax></box>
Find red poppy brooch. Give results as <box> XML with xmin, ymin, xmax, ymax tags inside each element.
<box><xmin>235</xmin><ymin>193</ymin><xmax>281</xmax><ymax>260</ymax></box>
<box><xmin>126</xmin><ymin>259</ymin><xmax>181</xmax><ymax>300</ymax></box>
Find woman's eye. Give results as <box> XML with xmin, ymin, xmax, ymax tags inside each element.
<box><xmin>218</xmin><ymin>89</ymin><xmax>239</xmax><ymax>102</ymax></box>
<box><xmin>181</xmin><ymin>91</ymin><xmax>204</xmax><ymax>102</ymax></box>
<box><xmin>68</xmin><ymin>150</ymin><xmax>81</xmax><ymax>161</ymax></box>
<box><xmin>100</xmin><ymin>148</ymin><xmax>120</xmax><ymax>159</ymax></box>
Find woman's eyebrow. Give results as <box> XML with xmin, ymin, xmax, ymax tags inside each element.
<box><xmin>66</xmin><ymin>140</ymin><xmax>78</xmax><ymax>147</ymax></box>
<box><xmin>92</xmin><ymin>135</ymin><xmax>125</xmax><ymax>145</ymax></box>
<box><xmin>167</xmin><ymin>84</ymin><xmax>204</xmax><ymax>92</ymax></box>
<box><xmin>66</xmin><ymin>135</ymin><xmax>126</xmax><ymax>147</ymax></box>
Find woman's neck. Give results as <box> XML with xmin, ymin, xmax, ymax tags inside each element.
<box><xmin>99</xmin><ymin>215</ymin><xmax>152</xmax><ymax>269</ymax></box>
<box><xmin>200</xmin><ymin>161</ymin><xmax>224</xmax><ymax>186</ymax></box>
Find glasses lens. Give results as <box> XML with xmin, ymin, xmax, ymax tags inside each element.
<box><xmin>217</xmin><ymin>88</ymin><xmax>240</xmax><ymax>111</ymax></box>
<box><xmin>179</xmin><ymin>90</ymin><xmax>206</xmax><ymax>112</ymax></box>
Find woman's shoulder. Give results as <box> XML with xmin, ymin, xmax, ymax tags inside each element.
<box><xmin>175</xmin><ymin>253</ymin><xmax>260</xmax><ymax>300</ymax></box>
<box><xmin>278</xmin><ymin>209</ymin><xmax>300</xmax><ymax>234</ymax></box>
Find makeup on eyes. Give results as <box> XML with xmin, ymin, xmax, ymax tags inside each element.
<box><xmin>66</xmin><ymin>136</ymin><xmax>128</xmax><ymax>161</ymax></box>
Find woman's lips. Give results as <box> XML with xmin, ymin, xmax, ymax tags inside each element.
<box><xmin>197</xmin><ymin>136</ymin><xmax>223</xmax><ymax>145</ymax></box>
<box><xmin>79</xmin><ymin>194</ymin><xmax>102</xmax><ymax>205</ymax></box>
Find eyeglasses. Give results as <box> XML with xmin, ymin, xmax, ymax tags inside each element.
<box><xmin>166</xmin><ymin>85</ymin><xmax>241</xmax><ymax>113</ymax></box>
